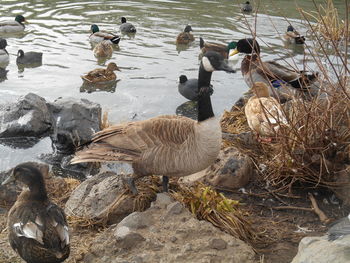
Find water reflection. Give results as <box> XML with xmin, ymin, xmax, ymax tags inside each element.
<box><xmin>80</xmin><ymin>79</ymin><xmax>119</xmax><ymax>94</ymax></box>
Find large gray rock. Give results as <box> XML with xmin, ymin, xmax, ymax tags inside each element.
<box><xmin>291</xmin><ymin>235</ymin><xmax>350</xmax><ymax>263</ymax></box>
<box><xmin>0</xmin><ymin>93</ymin><xmax>52</xmax><ymax>140</ymax></box>
<box><xmin>83</xmin><ymin>193</ymin><xmax>255</xmax><ymax>263</ymax></box>
<box><xmin>64</xmin><ymin>171</ymin><xmax>135</xmax><ymax>225</ymax></box>
<box><xmin>48</xmin><ymin>97</ymin><xmax>101</xmax><ymax>154</ymax></box>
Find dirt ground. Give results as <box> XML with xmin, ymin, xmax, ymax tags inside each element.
<box><xmin>0</xmin><ymin>179</ymin><xmax>349</xmax><ymax>263</ymax></box>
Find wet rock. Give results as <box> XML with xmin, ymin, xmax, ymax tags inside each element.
<box><xmin>64</xmin><ymin>171</ymin><xmax>134</xmax><ymax>225</ymax></box>
<box><xmin>291</xmin><ymin>235</ymin><xmax>350</xmax><ymax>263</ymax></box>
<box><xmin>48</xmin><ymin>97</ymin><xmax>101</xmax><ymax>154</ymax></box>
<box><xmin>204</xmin><ymin>147</ymin><xmax>254</xmax><ymax>190</ymax></box>
<box><xmin>83</xmin><ymin>193</ymin><xmax>255</xmax><ymax>263</ymax></box>
<box><xmin>0</xmin><ymin>93</ymin><xmax>53</xmax><ymax>143</ymax></box>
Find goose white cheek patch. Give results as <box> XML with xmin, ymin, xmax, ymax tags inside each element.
<box><xmin>202</xmin><ymin>57</ymin><xmax>215</xmax><ymax>72</ymax></box>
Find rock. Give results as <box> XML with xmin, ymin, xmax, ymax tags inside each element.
<box><xmin>166</xmin><ymin>202</ymin><xmax>183</xmax><ymax>215</ymax></box>
<box><xmin>291</xmin><ymin>235</ymin><xmax>350</xmax><ymax>263</ymax></box>
<box><xmin>0</xmin><ymin>93</ymin><xmax>52</xmax><ymax>144</ymax></box>
<box><xmin>83</xmin><ymin>193</ymin><xmax>255</xmax><ymax>263</ymax></box>
<box><xmin>118</xmin><ymin>212</ymin><xmax>152</xmax><ymax>229</ymax></box>
<box><xmin>48</xmin><ymin>97</ymin><xmax>101</xmax><ymax>154</ymax></box>
<box><xmin>204</xmin><ymin>147</ymin><xmax>254</xmax><ymax>191</ymax></box>
<box><xmin>333</xmin><ymin>165</ymin><xmax>350</xmax><ymax>205</ymax></box>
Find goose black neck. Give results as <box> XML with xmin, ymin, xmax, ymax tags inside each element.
<box><xmin>197</xmin><ymin>64</ymin><xmax>214</xmax><ymax>122</ymax></box>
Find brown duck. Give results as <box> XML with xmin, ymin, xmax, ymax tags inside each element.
<box><xmin>176</xmin><ymin>25</ymin><xmax>194</xmax><ymax>45</ymax></box>
<box><xmin>81</xmin><ymin>62</ymin><xmax>120</xmax><ymax>83</ymax></box>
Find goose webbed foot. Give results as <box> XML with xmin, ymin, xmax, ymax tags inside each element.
<box><xmin>122</xmin><ymin>175</ymin><xmax>138</xmax><ymax>195</ymax></box>
<box><xmin>162</xmin><ymin>176</ymin><xmax>169</xmax><ymax>192</ymax></box>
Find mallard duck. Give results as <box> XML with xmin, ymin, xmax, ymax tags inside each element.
<box><xmin>245</xmin><ymin>82</ymin><xmax>288</xmax><ymax>142</ymax></box>
<box><xmin>71</xmin><ymin>51</ymin><xmax>235</xmax><ymax>194</ymax></box>
<box><xmin>328</xmin><ymin>214</ymin><xmax>350</xmax><ymax>241</ymax></box>
<box><xmin>93</xmin><ymin>41</ymin><xmax>113</xmax><ymax>58</ymax></box>
<box><xmin>283</xmin><ymin>25</ymin><xmax>305</xmax><ymax>44</ymax></box>
<box><xmin>178</xmin><ymin>75</ymin><xmax>213</xmax><ymax>101</ymax></box>
<box><xmin>89</xmin><ymin>24</ymin><xmax>121</xmax><ymax>45</ymax></box>
<box><xmin>241</xmin><ymin>1</ymin><xmax>253</xmax><ymax>12</ymax></box>
<box><xmin>0</xmin><ymin>15</ymin><xmax>25</xmax><ymax>33</ymax></box>
<box><xmin>230</xmin><ymin>38</ymin><xmax>318</xmax><ymax>102</ymax></box>
<box><xmin>176</xmin><ymin>25</ymin><xmax>195</xmax><ymax>45</ymax></box>
<box><xmin>16</xmin><ymin>50</ymin><xmax>43</xmax><ymax>65</ymax></box>
<box><xmin>1</xmin><ymin>163</ymin><xmax>70</xmax><ymax>263</ymax></box>
<box><xmin>0</xmin><ymin>38</ymin><xmax>9</xmax><ymax>65</ymax></box>
<box><xmin>119</xmin><ymin>17</ymin><xmax>136</xmax><ymax>33</ymax></box>
<box><xmin>199</xmin><ymin>37</ymin><xmax>237</xmax><ymax>59</ymax></box>
<box><xmin>81</xmin><ymin>62</ymin><xmax>120</xmax><ymax>84</ymax></box>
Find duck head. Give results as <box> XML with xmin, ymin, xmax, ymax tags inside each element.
<box><xmin>91</xmin><ymin>24</ymin><xmax>100</xmax><ymax>34</ymax></box>
<box><xmin>229</xmin><ymin>38</ymin><xmax>260</xmax><ymax>56</ymax></box>
<box><xmin>201</xmin><ymin>51</ymin><xmax>236</xmax><ymax>73</ymax></box>
<box><xmin>0</xmin><ymin>38</ymin><xmax>8</xmax><ymax>49</ymax></box>
<box><xmin>15</xmin><ymin>15</ymin><xmax>25</xmax><ymax>24</ymax></box>
<box><xmin>227</xmin><ymin>41</ymin><xmax>237</xmax><ymax>52</ymax></box>
<box><xmin>184</xmin><ymin>25</ymin><xmax>193</xmax><ymax>33</ymax></box>
<box><xmin>17</xmin><ymin>49</ymin><xmax>24</xmax><ymax>58</ymax></box>
<box><xmin>106</xmin><ymin>62</ymin><xmax>121</xmax><ymax>72</ymax></box>
<box><xmin>252</xmin><ymin>82</ymin><xmax>270</xmax><ymax>98</ymax></box>
<box><xmin>2</xmin><ymin>163</ymin><xmax>44</xmax><ymax>189</ymax></box>
<box><xmin>287</xmin><ymin>25</ymin><xmax>295</xmax><ymax>32</ymax></box>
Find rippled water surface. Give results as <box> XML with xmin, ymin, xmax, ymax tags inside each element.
<box><xmin>0</xmin><ymin>0</ymin><xmax>347</xmax><ymax>170</ymax></box>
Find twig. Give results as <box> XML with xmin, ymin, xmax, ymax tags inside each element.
<box><xmin>272</xmin><ymin>206</ymin><xmax>313</xmax><ymax>212</ymax></box>
<box><xmin>308</xmin><ymin>193</ymin><xmax>331</xmax><ymax>224</ymax></box>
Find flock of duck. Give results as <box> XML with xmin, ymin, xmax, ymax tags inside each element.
<box><xmin>0</xmin><ymin>4</ymin><xmax>327</xmax><ymax>263</ymax></box>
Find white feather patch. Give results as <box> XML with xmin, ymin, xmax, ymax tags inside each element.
<box><xmin>202</xmin><ymin>57</ymin><xmax>215</xmax><ymax>72</ymax></box>
<box><xmin>56</xmin><ymin>223</ymin><xmax>70</xmax><ymax>246</ymax></box>
<box><xmin>13</xmin><ymin>222</ymin><xmax>44</xmax><ymax>245</ymax></box>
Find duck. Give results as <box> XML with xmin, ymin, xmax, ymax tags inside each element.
<box><xmin>244</xmin><ymin>82</ymin><xmax>288</xmax><ymax>142</ymax></box>
<box><xmin>81</xmin><ymin>62</ymin><xmax>120</xmax><ymax>84</ymax></box>
<box><xmin>178</xmin><ymin>75</ymin><xmax>213</xmax><ymax>101</ymax></box>
<box><xmin>119</xmin><ymin>17</ymin><xmax>137</xmax><ymax>33</ymax></box>
<box><xmin>0</xmin><ymin>38</ymin><xmax>9</xmax><ymax>65</ymax></box>
<box><xmin>176</xmin><ymin>25</ymin><xmax>195</xmax><ymax>45</ymax></box>
<box><xmin>283</xmin><ymin>25</ymin><xmax>306</xmax><ymax>44</ymax></box>
<box><xmin>199</xmin><ymin>37</ymin><xmax>237</xmax><ymax>59</ymax></box>
<box><xmin>241</xmin><ymin>1</ymin><xmax>253</xmax><ymax>12</ymax></box>
<box><xmin>229</xmin><ymin>38</ymin><xmax>318</xmax><ymax>102</ymax></box>
<box><xmin>71</xmin><ymin>51</ymin><xmax>235</xmax><ymax>194</ymax></box>
<box><xmin>1</xmin><ymin>163</ymin><xmax>70</xmax><ymax>263</ymax></box>
<box><xmin>89</xmin><ymin>24</ymin><xmax>121</xmax><ymax>45</ymax></box>
<box><xmin>16</xmin><ymin>50</ymin><xmax>43</xmax><ymax>65</ymax></box>
<box><xmin>93</xmin><ymin>40</ymin><xmax>113</xmax><ymax>58</ymax></box>
<box><xmin>328</xmin><ymin>214</ymin><xmax>350</xmax><ymax>241</ymax></box>
<box><xmin>0</xmin><ymin>15</ymin><xmax>26</xmax><ymax>33</ymax></box>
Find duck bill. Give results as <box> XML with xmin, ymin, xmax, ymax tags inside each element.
<box><xmin>217</xmin><ymin>61</ymin><xmax>236</xmax><ymax>73</ymax></box>
<box><xmin>1</xmin><ymin>172</ymin><xmax>15</xmax><ymax>185</ymax></box>
<box><xmin>229</xmin><ymin>49</ymin><xmax>239</xmax><ymax>57</ymax></box>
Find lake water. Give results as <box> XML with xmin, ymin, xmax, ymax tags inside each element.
<box><xmin>0</xmin><ymin>0</ymin><xmax>348</xmax><ymax>171</ymax></box>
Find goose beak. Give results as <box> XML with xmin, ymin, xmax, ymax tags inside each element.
<box><xmin>1</xmin><ymin>172</ymin><xmax>15</xmax><ymax>186</ymax></box>
<box><xmin>217</xmin><ymin>60</ymin><xmax>236</xmax><ymax>73</ymax></box>
<box><xmin>229</xmin><ymin>49</ymin><xmax>239</xmax><ymax>57</ymax></box>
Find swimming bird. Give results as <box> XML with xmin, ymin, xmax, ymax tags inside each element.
<box><xmin>245</xmin><ymin>82</ymin><xmax>288</xmax><ymax>142</ymax></box>
<box><xmin>283</xmin><ymin>25</ymin><xmax>305</xmax><ymax>44</ymax></box>
<box><xmin>176</xmin><ymin>25</ymin><xmax>195</xmax><ymax>45</ymax></box>
<box><xmin>328</xmin><ymin>214</ymin><xmax>350</xmax><ymax>241</ymax></box>
<box><xmin>0</xmin><ymin>38</ymin><xmax>9</xmax><ymax>65</ymax></box>
<box><xmin>89</xmin><ymin>24</ymin><xmax>121</xmax><ymax>45</ymax></box>
<box><xmin>199</xmin><ymin>37</ymin><xmax>237</xmax><ymax>59</ymax></box>
<box><xmin>119</xmin><ymin>17</ymin><xmax>137</xmax><ymax>33</ymax></box>
<box><xmin>93</xmin><ymin>41</ymin><xmax>113</xmax><ymax>58</ymax></box>
<box><xmin>0</xmin><ymin>67</ymin><xmax>8</xmax><ymax>81</ymax></box>
<box><xmin>2</xmin><ymin>163</ymin><xmax>70</xmax><ymax>263</ymax></box>
<box><xmin>178</xmin><ymin>75</ymin><xmax>213</xmax><ymax>101</ymax></box>
<box><xmin>71</xmin><ymin>51</ymin><xmax>235</xmax><ymax>194</ymax></box>
<box><xmin>0</xmin><ymin>15</ymin><xmax>26</xmax><ymax>33</ymax></box>
<box><xmin>230</xmin><ymin>38</ymin><xmax>318</xmax><ymax>102</ymax></box>
<box><xmin>241</xmin><ymin>1</ymin><xmax>253</xmax><ymax>12</ymax></box>
<box><xmin>81</xmin><ymin>62</ymin><xmax>120</xmax><ymax>84</ymax></box>
<box><xmin>16</xmin><ymin>50</ymin><xmax>43</xmax><ymax>65</ymax></box>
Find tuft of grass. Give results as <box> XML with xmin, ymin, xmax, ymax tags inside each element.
<box><xmin>100</xmin><ymin>110</ymin><xmax>111</xmax><ymax>130</ymax></box>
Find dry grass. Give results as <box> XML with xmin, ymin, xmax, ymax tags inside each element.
<box><xmin>100</xmin><ymin>110</ymin><xmax>111</xmax><ymax>129</ymax></box>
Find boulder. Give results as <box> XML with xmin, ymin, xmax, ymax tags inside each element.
<box><xmin>83</xmin><ymin>193</ymin><xmax>255</xmax><ymax>263</ymax></box>
<box><xmin>204</xmin><ymin>147</ymin><xmax>254</xmax><ymax>191</ymax></box>
<box><xmin>48</xmin><ymin>97</ymin><xmax>101</xmax><ymax>154</ymax></box>
<box><xmin>0</xmin><ymin>93</ymin><xmax>52</xmax><ymax>142</ymax></box>
<box><xmin>291</xmin><ymin>235</ymin><xmax>350</xmax><ymax>263</ymax></box>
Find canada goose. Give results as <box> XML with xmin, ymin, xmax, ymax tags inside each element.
<box><xmin>199</xmin><ymin>37</ymin><xmax>237</xmax><ymax>59</ymax></box>
<box><xmin>328</xmin><ymin>214</ymin><xmax>350</xmax><ymax>241</ymax></box>
<box><xmin>229</xmin><ymin>38</ymin><xmax>318</xmax><ymax>101</ymax></box>
<box><xmin>178</xmin><ymin>75</ymin><xmax>213</xmax><ymax>101</ymax></box>
<box><xmin>71</xmin><ymin>51</ymin><xmax>235</xmax><ymax>194</ymax></box>
<box><xmin>89</xmin><ymin>24</ymin><xmax>121</xmax><ymax>45</ymax></box>
<box><xmin>241</xmin><ymin>1</ymin><xmax>253</xmax><ymax>12</ymax></box>
<box><xmin>16</xmin><ymin>50</ymin><xmax>43</xmax><ymax>65</ymax></box>
<box><xmin>245</xmin><ymin>82</ymin><xmax>288</xmax><ymax>142</ymax></box>
<box><xmin>119</xmin><ymin>17</ymin><xmax>137</xmax><ymax>33</ymax></box>
<box><xmin>2</xmin><ymin>163</ymin><xmax>70</xmax><ymax>263</ymax></box>
<box><xmin>0</xmin><ymin>38</ymin><xmax>9</xmax><ymax>65</ymax></box>
<box><xmin>176</xmin><ymin>25</ymin><xmax>195</xmax><ymax>45</ymax></box>
<box><xmin>0</xmin><ymin>15</ymin><xmax>25</xmax><ymax>33</ymax></box>
<box><xmin>93</xmin><ymin>41</ymin><xmax>113</xmax><ymax>58</ymax></box>
<box><xmin>0</xmin><ymin>67</ymin><xmax>8</xmax><ymax>81</ymax></box>
<box><xmin>81</xmin><ymin>62</ymin><xmax>120</xmax><ymax>84</ymax></box>
<box><xmin>283</xmin><ymin>25</ymin><xmax>306</xmax><ymax>44</ymax></box>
